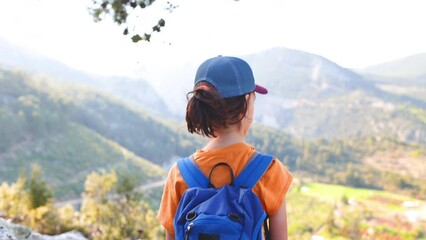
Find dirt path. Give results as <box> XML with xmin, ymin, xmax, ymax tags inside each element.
<box><xmin>53</xmin><ymin>179</ymin><xmax>166</xmax><ymax>207</ymax></box>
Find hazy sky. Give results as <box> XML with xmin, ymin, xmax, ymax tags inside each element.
<box><xmin>0</xmin><ymin>0</ymin><xmax>425</xmax><ymax>77</ymax></box>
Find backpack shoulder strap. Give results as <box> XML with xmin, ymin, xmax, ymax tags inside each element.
<box><xmin>235</xmin><ymin>153</ymin><xmax>274</xmax><ymax>188</ymax></box>
<box><xmin>177</xmin><ymin>157</ymin><xmax>209</xmax><ymax>188</ymax></box>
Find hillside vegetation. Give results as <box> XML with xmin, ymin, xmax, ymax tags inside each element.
<box><xmin>0</xmin><ymin>68</ymin><xmax>201</xmax><ymax>199</ymax></box>
<box><xmin>2</xmin><ymin>66</ymin><xmax>426</xmax><ymax>200</ymax></box>
<box><xmin>2</xmin><ymin>170</ymin><xmax>425</xmax><ymax>240</ymax></box>
<box><xmin>249</xmin><ymin>125</ymin><xmax>426</xmax><ymax>199</ymax></box>
<box><xmin>2</xmin><ymin>48</ymin><xmax>426</xmax><ymax>239</ymax></box>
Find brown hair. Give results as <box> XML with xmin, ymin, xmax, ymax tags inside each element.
<box><xmin>186</xmin><ymin>82</ymin><xmax>248</xmax><ymax>137</ymax></box>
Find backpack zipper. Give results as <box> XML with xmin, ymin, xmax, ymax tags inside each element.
<box><xmin>185</xmin><ymin>222</ymin><xmax>194</xmax><ymax>240</ymax></box>
<box><xmin>184</xmin><ymin>216</ymin><xmax>242</xmax><ymax>239</ymax></box>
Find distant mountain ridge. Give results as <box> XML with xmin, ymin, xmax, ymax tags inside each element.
<box><xmin>356</xmin><ymin>52</ymin><xmax>426</xmax><ymax>81</ymax></box>
<box><xmin>0</xmin><ymin>39</ymin><xmax>170</xmax><ymax>117</ymax></box>
<box><xmin>1</xmin><ymin>56</ymin><xmax>426</xmax><ymax>202</ymax></box>
<box><xmin>244</xmin><ymin>47</ymin><xmax>375</xmax><ymax>99</ymax></box>
<box><xmin>145</xmin><ymin>47</ymin><xmax>426</xmax><ymax>144</ymax></box>
<box><xmin>1</xmin><ymin>39</ymin><xmax>426</xmax><ymax>144</ymax></box>
<box><xmin>240</xmin><ymin>48</ymin><xmax>426</xmax><ymax>143</ymax></box>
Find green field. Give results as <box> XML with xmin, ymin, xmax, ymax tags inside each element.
<box><xmin>287</xmin><ymin>181</ymin><xmax>426</xmax><ymax>240</ymax></box>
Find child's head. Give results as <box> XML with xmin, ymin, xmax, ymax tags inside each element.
<box><xmin>185</xmin><ymin>56</ymin><xmax>267</xmax><ymax>137</ymax></box>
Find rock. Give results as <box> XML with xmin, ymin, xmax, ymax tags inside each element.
<box><xmin>27</xmin><ymin>231</ymin><xmax>87</xmax><ymax>240</ymax></box>
<box><xmin>0</xmin><ymin>219</ymin><xmax>28</xmax><ymax>240</ymax></box>
<box><xmin>0</xmin><ymin>218</ymin><xmax>87</xmax><ymax>240</ymax></box>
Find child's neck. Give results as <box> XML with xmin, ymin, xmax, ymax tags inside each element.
<box><xmin>203</xmin><ymin>128</ymin><xmax>245</xmax><ymax>150</ymax></box>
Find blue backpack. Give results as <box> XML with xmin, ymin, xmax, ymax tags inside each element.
<box><xmin>174</xmin><ymin>153</ymin><xmax>273</xmax><ymax>240</ymax></box>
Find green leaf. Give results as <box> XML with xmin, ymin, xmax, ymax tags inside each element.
<box><xmin>131</xmin><ymin>34</ymin><xmax>142</xmax><ymax>43</ymax></box>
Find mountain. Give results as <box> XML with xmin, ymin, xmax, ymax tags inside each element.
<box><xmin>1</xmin><ymin>64</ymin><xmax>426</xmax><ymax>200</ymax></box>
<box><xmin>0</xmin><ymin>67</ymin><xmax>204</xmax><ymax>199</ymax></box>
<box><xmin>239</xmin><ymin>48</ymin><xmax>426</xmax><ymax>143</ymax></box>
<box><xmin>355</xmin><ymin>53</ymin><xmax>426</xmax><ymax>85</ymax></box>
<box><xmin>2</xmin><ymin>40</ymin><xmax>426</xmax><ymax>145</ymax></box>
<box><xmin>244</xmin><ymin>47</ymin><xmax>375</xmax><ymax>99</ymax></box>
<box><xmin>0</xmin><ymin>39</ymin><xmax>170</xmax><ymax>117</ymax></box>
<box><xmin>144</xmin><ymin>47</ymin><xmax>426</xmax><ymax>144</ymax></box>
<box><xmin>354</xmin><ymin>53</ymin><xmax>426</xmax><ymax>104</ymax></box>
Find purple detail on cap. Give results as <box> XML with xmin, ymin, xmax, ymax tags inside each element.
<box><xmin>255</xmin><ymin>84</ymin><xmax>268</xmax><ymax>94</ymax></box>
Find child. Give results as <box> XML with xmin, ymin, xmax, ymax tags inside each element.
<box><xmin>158</xmin><ymin>56</ymin><xmax>293</xmax><ymax>239</ymax></box>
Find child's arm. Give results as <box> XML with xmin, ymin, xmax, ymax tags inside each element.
<box><xmin>270</xmin><ymin>199</ymin><xmax>288</xmax><ymax>240</ymax></box>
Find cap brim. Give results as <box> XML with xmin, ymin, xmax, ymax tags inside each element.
<box><xmin>255</xmin><ymin>84</ymin><xmax>268</xmax><ymax>94</ymax></box>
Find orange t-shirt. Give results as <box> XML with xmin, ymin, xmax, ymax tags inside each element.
<box><xmin>157</xmin><ymin>143</ymin><xmax>293</xmax><ymax>235</ymax></box>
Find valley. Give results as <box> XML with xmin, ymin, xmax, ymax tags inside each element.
<box><xmin>1</xmin><ymin>46</ymin><xmax>426</xmax><ymax>239</ymax></box>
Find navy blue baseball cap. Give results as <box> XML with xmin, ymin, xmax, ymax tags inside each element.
<box><xmin>194</xmin><ymin>56</ymin><xmax>268</xmax><ymax>98</ymax></box>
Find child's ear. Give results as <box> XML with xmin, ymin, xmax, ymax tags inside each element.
<box><xmin>242</xmin><ymin>94</ymin><xmax>250</xmax><ymax>115</ymax></box>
